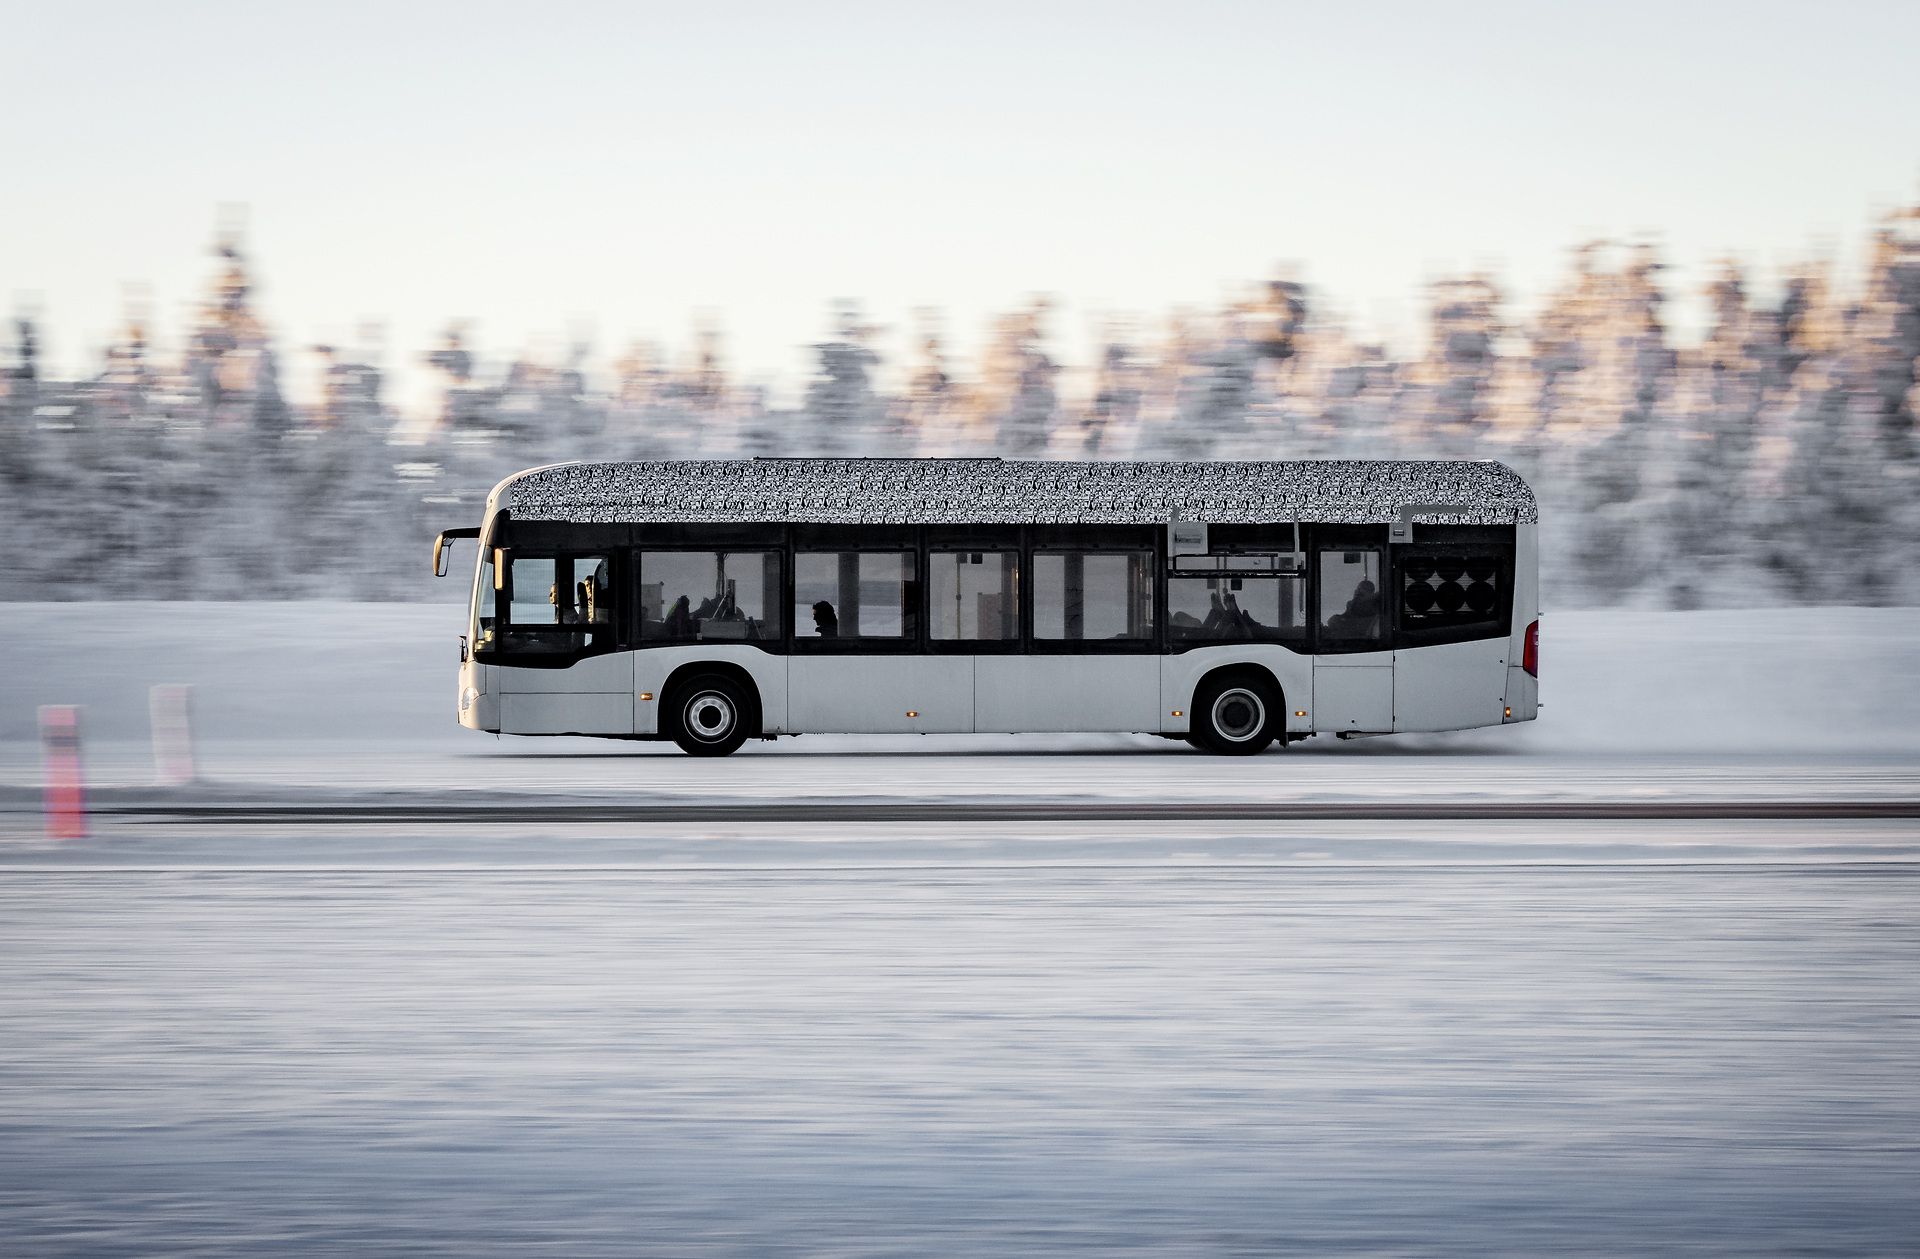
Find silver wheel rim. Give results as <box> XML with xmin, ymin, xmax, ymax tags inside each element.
<box><xmin>1211</xmin><ymin>688</ymin><xmax>1266</xmax><ymax>743</ymax></box>
<box><xmin>684</xmin><ymin>692</ymin><xmax>736</xmax><ymax>743</ymax></box>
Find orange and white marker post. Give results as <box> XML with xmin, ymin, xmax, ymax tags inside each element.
<box><xmin>150</xmin><ymin>684</ymin><xmax>196</xmax><ymax>786</ymax></box>
<box><xmin>39</xmin><ymin>705</ymin><xmax>87</xmax><ymax>840</ymax></box>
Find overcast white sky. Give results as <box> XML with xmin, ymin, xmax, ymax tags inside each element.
<box><xmin>4</xmin><ymin>0</ymin><xmax>1917</xmax><ymax>412</ymax></box>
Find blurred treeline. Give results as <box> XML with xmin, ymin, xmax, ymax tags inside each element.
<box><xmin>3</xmin><ymin>208</ymin><xmax>1917</xmax><ymax>609</ymax></box>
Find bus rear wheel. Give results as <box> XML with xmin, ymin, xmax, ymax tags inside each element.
<box><xmin>1192</xmin><ymin>675</ymin><xmax>1279</xmax><ymax>755</ymax></box>
<box><xmin>669</xmin><ymin>674</ymin><xmax>752</xmax><ymax>757</ymax></box>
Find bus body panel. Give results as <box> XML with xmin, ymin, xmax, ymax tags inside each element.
<box><xmin>1506</xmin><ymin>666</ymin><xmax>1537</xmax><ymax>721</ymax></box>
<box><xmin>1393</xmin><ymin>639</ymin><xmax>1509</xmax><ymax>732</ymax></box>
<box><xmin>1312</xmin><ymin>651</ymin><xmax>1394</xmax><ymax>733</ymax></box>
<box><xmin>494</xmin><ymin>654</ymin><xmax>635</xmax><ymax>735</ymax></box>
<box><xmin>790</xmin><ymin>656</ymin><xmax>972</xmax><ymax>733</ymax></box>
<box><xmin>501</xmin><ymin>691</ymin><xmax>634</xmax><ymax>736</ymax></box>
<box><xmin>975</xmin><ymin>656</ymin><xmax>1162</xmax><ymax>733</ymax></box>
<box><xmin>1508</xmin><ymin>522</ymin><xmax>1540</xmax><ymax>724</ymax></box>
<box><xmin>634</xmin><ymin>647</ymin><xmax>788</xmax><ymax>735</ymax></box>
<box><xmin>1161</xmin><ymin>646</ymin><xmax>1315</xmax><ymax>736</ymax></box>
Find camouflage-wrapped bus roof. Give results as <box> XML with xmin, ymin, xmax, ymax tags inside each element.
<box><xmin>501</xmin><ymin>458</ymin><xmax>1538</xmax><ymax>526</ymax></box>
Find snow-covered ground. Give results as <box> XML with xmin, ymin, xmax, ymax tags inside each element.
<box><xmin>3</xmin><ymin>604</ymin><xmax>1916</xmax><ymax>1253</ymax></box>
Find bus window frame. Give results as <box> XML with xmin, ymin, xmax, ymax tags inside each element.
<box><xmin>631</xmin><ymin>545</ymin><xmax>787</xmax><ymax>651</ymax></box>
<box><xmin>789</xmin><ymin>547</ymin><xmax>920</xmax><ymax>655</ymax></box>
<box><xmin>1030</xmin><ymin>549</ymin><xmax>1158</xmax><ymax>654</ymax></box>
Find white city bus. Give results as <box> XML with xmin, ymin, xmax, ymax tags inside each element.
<box><xmin>433</xmin><ymin>458</ymin><xmax>1539</xmax><ymax>755</ymax></box>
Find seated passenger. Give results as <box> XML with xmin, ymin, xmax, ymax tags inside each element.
<box><xmin>663</xmin><ymin>595</ymin><xmax>696</xmax><ymax>638</ymax></box>
<box><xmin>1326</xmin><ymin>579</ymin><xmax>1380</xmax><ymax>637</ymax></box>
<box><xmin>692</xmin><ymin>593</ymin><xmax>721</xmax><ymax>621</ymax></box>
<box><xmin>1222</xmin><ymin>590</ymin><xmax>1255</xmax><ymax>639</ymax></box>
<box><xmin>812</xmin><ymin>600</ymin><xmax>839</xmax><ymax>637</ymax></box>
<box><xmin>1202</xmin><ymin>591</ymin><xmax>1230</xmax><ymax>636</ymax></box>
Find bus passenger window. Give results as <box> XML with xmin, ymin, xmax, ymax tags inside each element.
<box><xmin>1319</xmin><ymin>550</ymin><xmax>1384</xmax><ymax>642</ymax></box>
<box><xmin>1035</xmin><ymin>553</ymin><xmax>1152</xmax><ymax>640</ymax></box>
<box><xmin>1167</xmin><ymin>576</ymin><xmax>1304</xmax><ymax>642</ymax></box>
<box><xmin>638</xmin><ymin>551</ymin><xmax>782</xmax><ymax>643</ymax></box>
<box><xmin>499</xmin><ymin>553</ymin><xmax>612</xmax><ymax>654</ymax></box>
<box><xmin>794</xmin><ymin>552</ymin><xmax>916</xmax><ymax>638</ymax></box>
<box><xmin>930</xmin><ymin>551</ymin><xmax>1019</xmax><ymax>641</ymax></box>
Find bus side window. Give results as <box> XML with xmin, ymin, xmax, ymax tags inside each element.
<box><xmin>638</xmin><ymin>551</ymin><xmax>782</xmax><ymax>643</ymax></box>
<box><xmin>929</xmin><ymin>551</ymin><xmax>1019</xmax><ymax>641</ymax></box>
<box><xmin>794</xmin><ymin>552</ymin><xmax>916</xmax><ymax>639</ymax></box>
<box><xmin>497</xmin><ymin>553</ymin><xmax>612</xmax><ymax>655</ymax></box>
<box><xmin>1034</xmin><ymin>553</ymin><xmax>1153</xmax><ymax>640</ymax></box>
<box><xmin>1318</xmin><ymin>550</ymin><xmax>1384</xmax><ymax>642</ymax></box>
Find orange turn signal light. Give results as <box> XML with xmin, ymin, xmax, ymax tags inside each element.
<box><xmin>1294</xmin><ymin>710</ymin><xmax>1306</xmax><ymax>716</ymax></box>
<box><xmin>639</xmin><ymin>693</ymin><xmax>653</xmax><ymax>701</ymax></box>
<box><xmin>906</xmin><ymin>711</ymin><xmax>918</xmax><ymax>717</ymax></box>
<box><xmin>1171</xmin><ymin>710</ymin><xmax>1182</xmax><ymax>717</ymax></box>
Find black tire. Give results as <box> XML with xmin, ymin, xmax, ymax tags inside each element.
<box><xmin>669</xmin><ymin>673</ymin><xmax>753</xmax><ymax>757</ymax></box>
<box><xmin>1191</xmin><ymin>673</ymin><xmax>1279</xmax><ymax>755</ymax></box>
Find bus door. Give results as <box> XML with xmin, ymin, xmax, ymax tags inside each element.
<box><xmin>787</xmin><ymin>548</ymin><xmax>972</xmax><ymax>733</ymax></box>
<box><xmin>1312</xmin><ymin>544</ymin><xmax>1392</xmax><ymax>732</ymax></box>
<box><xmin>977</xmin><ymin>550</ymin><xmax>1159</xmax><ymax>733</ymax></box>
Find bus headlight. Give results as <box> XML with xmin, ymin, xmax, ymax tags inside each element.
<box><xmin>460</xmin><ymin>686</ymin><xmax>478</xmax><ymax>712</ymax></box>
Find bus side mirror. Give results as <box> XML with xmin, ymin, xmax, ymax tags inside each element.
<box><xmin>432</xmin><ymin>527</ymin><xmax>481</xmax><ymax>577</ymax></box>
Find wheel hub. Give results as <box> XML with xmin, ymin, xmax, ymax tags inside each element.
<box><xmin>686</xmin><ymin>693</ymin><xmax>735</xmax><ymax>740</ymax></box>
<box><xmin>1212</xmin><ymin>688</ymin><xmax>1265</xmax><ymax>741</ymax></box>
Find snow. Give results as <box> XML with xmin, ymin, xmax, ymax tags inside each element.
<box><xmin>2</xmin><ymin>603</ymin><xmax>1916</xmax><ymax>1252</ymax></box>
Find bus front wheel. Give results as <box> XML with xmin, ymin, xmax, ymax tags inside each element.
<box><xmin>1191</xmin><ymin>675</ymin><xmax>1279</xmax><ymax>755</ymax></box>
<box><xmin>669</xmin><ymin>674</ymin><xmax>752</xmax><ymax>757</ymax></box>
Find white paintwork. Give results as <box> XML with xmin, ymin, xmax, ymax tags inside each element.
<box><xmin>633</xmin><ymin>646</ymin><xmax>788</xmax><ymax>735</ymax></box>
<box><xmin>975</xmin><ymin>656</ymin><xmax>1162</xmax><ymax>733</ymax></box>
<box><xmin>790</xmin><ymin>656</ymin><xmax>973</xmax><ymax>733</ymax></box>
<box><xmin>1314</xmin><ymin>652</ymin><xmax>1394</xmax><ymax>733</ymax></box>
<box><xmin>501</xmin><ymin>691</ymin><xmax>633</xmax><ymax>735</ymax></box>
<box><xmin>1161</xmin><ymin>645</ymin><xmax>1315</xmax><ymax>735</ymax></box>
<box><xmin>1505</xmin><ymin>522</ymin><xmax>1540</xmax><ymax>724</ymax></box>
<box><xmin>494</xmin><ymin>654</ymin><xmax>634</xmax><ymax>735</ymax></box>
<box><xmin>1393</xmin><ymin>638</ymin><xmax>1508</xmax><ymax>732</ymax></box>
<box><xmin>1506</xmin><ymin>665</ymin><xmax>1538</xmax><ymax>721</ymax></box>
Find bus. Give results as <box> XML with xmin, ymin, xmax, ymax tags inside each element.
<box><xmin>433</xmin><ymin>458</ymin><xmax>1539</xmax><ymax>756</ymax></box>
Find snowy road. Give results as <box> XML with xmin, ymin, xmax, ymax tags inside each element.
<box><xmin>2</xmin><ymin>850</ymin><xmax>1916</xmax><ymax>1256</ymax></box>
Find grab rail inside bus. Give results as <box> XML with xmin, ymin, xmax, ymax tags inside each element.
<box><xmin>432</xmin><ymin>527</ymin><xmax>482</xmax><ymax>577</ymax></box>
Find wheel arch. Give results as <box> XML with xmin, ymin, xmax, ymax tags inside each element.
<box><xmin>1187</xmin><ymin>662</ymin><xmax>1286</xmax><ymax>715</ymax></box>
<box><xmin>661</xmin><ymin>661</ymin><xmax>765</xmax><ymax>737</ymax></box>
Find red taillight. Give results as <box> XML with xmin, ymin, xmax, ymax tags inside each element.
<box><xmin>1522</xmin><ymin>620</ymin><xmax>1538</xmax><ymax>677</ymax></box>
